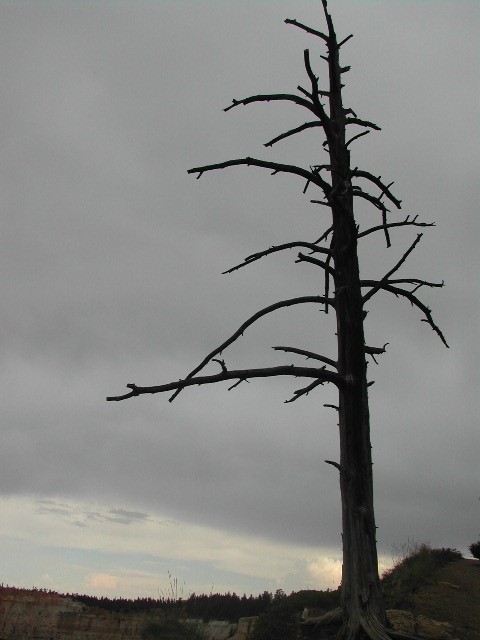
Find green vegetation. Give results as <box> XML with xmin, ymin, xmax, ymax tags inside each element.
<box><xmin>141</xmin><ymin>616</ymin><xmax>205</xmax><ymax>640</ymax></box>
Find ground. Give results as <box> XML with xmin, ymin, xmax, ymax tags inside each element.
<box><xmin>409</xmin><ymin>559</ymin><xmax>479</xmax><ymax>640</ymax></box>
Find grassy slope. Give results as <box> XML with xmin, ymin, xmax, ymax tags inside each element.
<box><xmin>409</xmin><ymin>559</ymin><xmax>480</xmax><ymax>640</ymax></box>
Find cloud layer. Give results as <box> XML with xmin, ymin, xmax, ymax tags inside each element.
<box><xmin>0</xmin><ymin>1</ymin><xmax>478</xmax><ymax>598</ymax></box>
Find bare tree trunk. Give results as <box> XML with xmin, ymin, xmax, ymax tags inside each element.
<box><xmin>333</xmin><ymin>191</ymin><xmax>387</xmax><ymax>638</ymax></box>
<box><xmin>327</xmin><ymin>52</ymin><xmax>386</xmax><ymax>639</ymax></box>
<box><xmin>321</xmin><ymin>16</ymin><xmax>386</xmax><ymax>634</ymax></box>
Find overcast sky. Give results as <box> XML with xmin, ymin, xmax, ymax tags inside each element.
<box><xmin>0</xmin><ymin>0</ymin><xmax>478</xmax><ymax>600</ymax></box>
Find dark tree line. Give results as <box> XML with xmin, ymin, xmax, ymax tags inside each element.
<box><xmin>70</xmin><ymin>589</ymin><xmax>273</xmax><ymax>618</ymax></box>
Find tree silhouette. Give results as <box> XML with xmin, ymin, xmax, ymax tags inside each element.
<box><xmin>108</xmin><ymin>2</ymin><xmax>447</xmax><ymax>638</ymax></box>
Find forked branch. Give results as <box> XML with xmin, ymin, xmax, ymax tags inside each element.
<box><xmin>106</xmin><ymin>364</ymin><xmax>343</xmax><ymax>402</ymax></box>
<box><xmin>353</xmin><ymin>188</ymin><xmax>392</xmax><ymax>246</ymax></box>
<box><xmin>224</xmin><ymin>93</ymin><xmax>314</xmax><ymax>114</ymax></box>
<box><xmin>273</xmin><ymin>345</ymin><xmax>337</xmax><ymax>369</ymax></box>
<box><xmin>351</xmin><ymin>169</ymin><xmax>401</xmax><ymax>209</ymax></box>
<box><xmin>303</xmin><ymin>49</ymin><xmax>331</xmax><ymax>135</ymax></box>
<box><xmin>223</xmin><ymin>241</ymin><xmax>330</xmax><ymax>275</ymax></box>
<box><xmin>362</xmin><ymin>234</ymin><xmax>423</xmax><ymax>304</ymax></box>
<box><xmin>358</xmin><ymin>215</ymin><xmax>435</xmax><ymax>240</ymax></box>
<box><xmin>346</xmin><ymin>118</ymin><xmax>381</xmax><ymax>132</ymax></box>
<box><xmin>284</xmin><ymin>18</ymin><xmax>329</xmax><ymax>43</ymax></box>
<box><xmin>168</xmin><ymin>295</ymin><xmax>335</xmax><ymax>401</ymax></box>
<box><xmin>361</xmin><ymin>280</ymin><xmax>448</xmax><ymax>347</ymax></box>
<box><xmin>365</xmin><ymin>343</ymin><xmax>389</xmax><ymax>364</ymax></box>
<box><xmin>187</xmin><ymin>157</ymin><xmax>331</xmax><ymax>195</ymax></box>
<box><xmin>264</xmin><ymin>121</ymin><xmax>323</xmax><ymax>148</ymax></box>
<box><xmin>350</xmin><ymin>174</ymin><xmax>401</xmax><ymax>247</ymax></box>
<box><xmin>296</xmin><ymin>252</ymin><xmax>336</xmax><ymax>278</ymax></box>
<box><xmin>364</xmin><ymin>344</ymin><xmax>388</xmax><ymax>357</ymax></box>
<box><xmin>285</xmin><ymin>377</ymin><xmax>328</xmax><ymax>402</ymax></box>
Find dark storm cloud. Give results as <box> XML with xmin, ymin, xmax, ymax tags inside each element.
<box><xmin>0</xmin><ymin>0</ymin><xmax>478</xmax><ymax>591</ymax></box>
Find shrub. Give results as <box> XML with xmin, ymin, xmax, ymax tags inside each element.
<box><xmin>469</xmin><ymin>540</ymin><xmax>480</xmax><ymax>560</ymax></box>
<box><xmin>430</xmin><ymin>547</ymin><xmax>462</xmax><ymax>567</ymax></box>
<box><xmin>141</xmin><ymin>618</ymin><xmax>204</xmax><ymax>640</ymax></box>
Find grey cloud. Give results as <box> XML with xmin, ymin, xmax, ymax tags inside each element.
<box><xmin>0</xmin><ymin>0</ymin><xmax>478</xmax><ymax>591</ymax></box>
<box><xmin>107</xmin><ymin>509</ymin><xmax>150</xmax><ymax>525</ymax></box>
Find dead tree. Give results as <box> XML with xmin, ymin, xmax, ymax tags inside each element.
<box><xmin>108</xmin><ymin>2</ymin><xmax>447</xmax><ymax>638</ymax></box>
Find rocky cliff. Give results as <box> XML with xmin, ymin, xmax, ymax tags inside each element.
<box><xmin>0</xmin><ymin>587</ymin><xmax>255</xmax><ymax>640</ymax></box>
<box><xmin>0</xmin><ymin>588</ymin><xmax>144</xmax><ymax>639</ymax></box>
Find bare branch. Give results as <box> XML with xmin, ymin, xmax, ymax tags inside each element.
<box><xmin>212</xmin><ymin>358</ymin><xmax>227</xmax><ymax>373</ymax></box>
<box><xmin>361</xmin><ymin>280</ymin><xmax>448</xmax><ymax>347</ymax></box>
<box><xmin>296</xmin><ymin>252</ymin><xmax>336</xmax><ymax>277</ymax></box>
<box><xmin>314</xmin><ymin>226</ymin><xmax>334</xmax><ymax>243</ymax></box>
<box><xmin>305</xmin><ymin>164</ymin><xmax>332</xmax><ymax>194</ymax></box>
<box><xmin>325</xmin><ymin>460</ymin><xmax>351</xmax><ymax>481</ymax></box>
<box><xmin>358</xmin><ymin>215</ymin><xmax>435</xmax><ymax>240</ymax></box>
<box><xmin>285</xmin><ymin>377</ymin><xmax>326</xmax><ymax>402</ymax></box>
<box><xmin>264</xmin><ymin>121</ymin><xmax>323</xmax><ymax>147</ymax></box>
<box><xmin>224</xmin><ymin>93</ymin><xmax>314</xmax><ymax>114</ymax></box>
<box><xmin>310</xmin><ymin>199</ymin><xmax>332</xmax><ymax>209</ymax></box>
<box><xmin>351</xmin><ymin>169</ymin><xmax>401</xmax><ymax>209</ymax></box>
<box><xmin>387</xmin><ymin>278</ymin><xmax>444</xmax><ymax>291</ymax></box>
<box><xmin>188</xmin><ymin>157</ymin><xmax>331</xmax><ymax>195</ymax></box>
<box><xmin>106</xmin><ymin>364</ymin><xmax>344</xmax><ymax>402</ymax></box>
<box><xmin>297</xmin><ymin>85</ymin><xmax>332</xmax><ymax>102</ymax></box>
<box><xmin>325</xmin><ymin>459</ymin><xmax>342</xmax><ymax>472</ymax></box>
<box><xmin>228</xmin><ymin>378</ymin><xmax>249</xmax><ymax>391</ymax></box>
<box><xmin>297</xmin><ymin>85</ymin><xmax>313</xmax><ymax>99</ymax></box>
<box><xmin>346</xmin><ymin>118</ymin><xmax>381</xmax><ymax>131</ymax></box>
<box><xmin>169</xmin><ymin>295</ymin><xmax>335</xmax><ymax>401</ymax></box>
<box><xmin>223</xmin><ymin>241</ymin><xmax>330</xmax><ymax>275</ymax></box>
<box><xmin>346</xmin><ymin>130</ymin><xmax>370</xmax><ymax>148</ymax></box>
<box><xmin>338</xmin><ymin>34</ymin><xmax>354</xmax><ymax>48</ymax></box>
<box><xmin>320</xmin><ymin>0</ymin><xmax>337</xmax><ymax>46</ymax></box>
<box><xmin>365</xmin><ymin>343</ymin><xmax>389</xmax><ymax>365</ymax></box>
<box><xmin>364</xmin><ymin>344</ymin><xmax>389</xmax><ymax>356</ymax></box>
<box><xmin>285</xmin><ymin>18</ymin><xmax>329</xmax><ymax>43</ymax></box>
<box><xmin>352</xmin><ymin>187</ymin><xmax>389</xmax><ymax>210</ymax></box>
<box><xmin>362</xmin><ymin>234</ymin><xmax>423</xmax><ymax>304</ymax></box>
<box><xmin>273</xmin><ymin>345</ymin><xmax>337</xmax><ymax>369</ymax></box>
<box><xmin>324</xmin><ymin>403</ymin><xmax>339</xmax><ymax>411</ymax></box>
<box><xmin>352</xmin><ymin>188</ymin><xmax>391</xmax><ymax>247</ymax></box>
<box><xmin>324</xmin><ymin>251</ymin><xmax>333</xmax><ymax>313</ymax></box>
<box><xmin>303</xmin><ymin>49</ymin><xmax>331</xmax><ymax>134</ymax></box>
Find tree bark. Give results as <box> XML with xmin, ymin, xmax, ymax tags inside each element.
<box><xmin>333</xmin><ymin>192</ymin><xmax>388</xmax><ymax>638</ymax></box>
<box><xmin>328</xmin><ymin>28</ymin><xmax>387</xmax><ymax>639</ymax></box>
